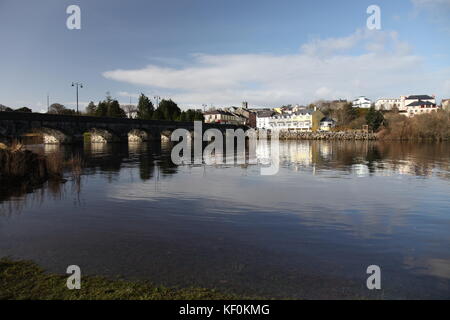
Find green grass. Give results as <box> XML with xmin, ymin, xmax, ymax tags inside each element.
<box><xmin>0</xmin><ymin>258</ymin><xmax>242</xmax><ymax>300</ymax></box>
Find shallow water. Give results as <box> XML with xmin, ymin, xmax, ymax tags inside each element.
<box><xmin>1</xmin><ymin>140</ymin><xmax>449</xmax><ymax>299</ymax></box>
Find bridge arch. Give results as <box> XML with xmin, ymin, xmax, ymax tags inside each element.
<box><xmin>24</xmin><ymin>127</ymin><xmax>76</xmax><ymax>144</ymax></box>
<box><xmin>128</xmin><ymin>129</ymin><xmax>153</xmax><ymax>143</ymax></box>
<box><xmin>87</xmin><ymin>128</ymin><xmax>124</xmax><ymax>143</ymax></box>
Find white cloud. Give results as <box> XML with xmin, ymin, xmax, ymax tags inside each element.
<box><xmin>117</xmin><ymin>91</ymin><xmax>140</xmax><ymax>99</ymax></box>
<box><xmin>301</xmin><ymin>30</ymin><xmax>365</xmax><ymax>56</ymax></box>
<box><xmin>103</xmin><ymin>29</ymin><xmax>450</xmax><ymax>107</ymax></box>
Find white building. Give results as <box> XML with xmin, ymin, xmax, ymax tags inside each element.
<box><xmin>398</xmin><ymin>95</ymin><xmax>435</xmax><ymax>111</ymax></box>
<box><xmin>403</xmin><ymin>100</ymin><xmax>439</xmax><ymax>117</ymax></box>
<box><xmin>258</xmin><ymin>109</ymin><xmax>324</xmax><ymax>132</ymax></box>
<box><xmin>319</xmin><ymin>117</ymin><xmax>336</xmax><ymax>131</ymax></box>
<box><xmin>256</xmin><ymin>110</ymin><xmax>275</xmax><ymax>130</ymax></box>
<box><xmin>375</xmin><ymin>98</ymin><xmax>402</xmax><ymax>111</ymax></box>
<box><xmin>268</xmin><ymin>113</ymin><xmax>312</xmax><ymax>131</ymax></box>
<box><xmin>352</xmin><ymin>96</ymin><xmax>372</xmax><ymax>109</ymax></box>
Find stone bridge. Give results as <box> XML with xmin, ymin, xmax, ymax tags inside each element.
<box><xmin>0</xmin><ymin>112</ymin><xmax>247</xmax><ymax>144</ymax></box>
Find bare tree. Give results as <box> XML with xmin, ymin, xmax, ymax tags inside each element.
<box><xmin>122</xmin><ymin>104</ymin><xmax>137</xmax><ymax>118</ymax></box>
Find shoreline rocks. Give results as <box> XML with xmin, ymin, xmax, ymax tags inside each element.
<box><xmin>261</xmin><ymin>131</ymin><xmax>378</xmax><ymax>140</ymax></box>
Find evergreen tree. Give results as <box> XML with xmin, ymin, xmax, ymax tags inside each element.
<box><xmin>179</xmin><ymin>111</ymin><xmax>188</xmax><ymax>121</ymax></box>
<box><xmin>194</xmin><ymin>111</ymin><xmax>204</xmax><ymax>122</ymax></box>
<box><xmin>86</xmin><ymin>101</ymin><xmax>97</xmax><ymax>116</ymax></box>
<box><xmin>136</xmin><ymin>93</ymin><xmax>154</xmax><ymax>120</ymax></box>
<box><xmin>108</xmin><ymin>100</ymin><xmax>127</xmax><ymax>118</ymax></box>
<box><xmin>95</xmin><ymin>101</ymin><xmax>108</xmax><ymax>117</ymax></box>
<box><xmin>342</xmin><ymin>102</ymin><xmax>357</xmax><ymax>125</ymax></box>
<box><xmin>156</xmin><ymin>99</ymin><xmax>181</xmax><ymax>121</ymax></box>
<box><xmin>366</xmin><ymin>106</ymin><xmax>384</xmax><ymax>131</ymax></box>
<box><xmin>152</xmin><ymin>108</ymin><xmax>164</xmax><ymax>120</ymax></box>
<box><xmin>94</xmin><ymin>94</ymin><xmax>126</xmax><ymax>118</ymax></box>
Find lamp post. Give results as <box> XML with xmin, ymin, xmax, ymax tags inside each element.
<box><xmin>71</xmin><ymin>82</ymin><xmax>83</xmax><ymax>113</ymax></box>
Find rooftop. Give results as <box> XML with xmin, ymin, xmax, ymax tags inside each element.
<box><xmin>204</xmin><ymin>110</ymin><xmax>234</xmax><ymax>116</ymax></box>
<box><xmin>406</xmin><ymin>100</ymin><xmax>436</xmax><ymax>107</ymax></box>
<box><xmin>406</xmin><ymin>95</ymin><xmax>434</xmax><ymax>100</ymax></box>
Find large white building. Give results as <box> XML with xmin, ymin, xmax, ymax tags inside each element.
<box><xmin>352</xmin><ymin>96</ymin><xmax>372</xmax><ymax>109</ymax></box>
<box><xmin>403</xmin><ymin>100</ymin><xmax>439</xmax><ymax>117</ymax></box>
<box><xmin>375</xmin><ymin>98</ymin><xmax>402</xmax><ymax>111</ymax></box>
<box><xmin>401</xmin><ymin>95</ymin><xmax>436</xmax><ymax>110</ymax></box>
<box><xmin>397</xmin><ymin>95</ymin><xmax>438</xmax><ymax>117</ymax></box>
<box><xmin>375</xmin><ymin>95</ymin><xmax>437</xmax><ymax>112</ymax></box>
<box><xmin>256</xmin><ymin>109</ymin><xmax>325</xmax><ymax>132</ymax></box>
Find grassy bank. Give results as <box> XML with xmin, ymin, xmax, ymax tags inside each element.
<box><xmin>0</xmin><ymin>142</ymin><xmax>83</xmax><ymax>202</ymax></box>
<box><xmin>0</xmin><ymin>258</ymin><xmax>241</xmax><ymax>300</ymax></box>
<box><xmin>0</xmin><ymin>142</ymin><xmax>48</xmax><ymax>186</ymax></box>
<box><xmin>379</xmin><ymin>111</ymin><xmax>450</xmax><ymax>141</ymax></box>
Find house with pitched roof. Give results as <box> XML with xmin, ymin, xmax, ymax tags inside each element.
<box><xmin>401</xmin><ymin>95</ymin><xmax>439</xmax><ymax>117</ymax></box>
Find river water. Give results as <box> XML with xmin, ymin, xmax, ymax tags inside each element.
<box><xmin>0</xmin><ymin>140</ymin><xmax>449</xmax><ymax>299</ymax></box>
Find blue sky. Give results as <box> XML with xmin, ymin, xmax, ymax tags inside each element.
<box><xmin>0</xmin><ymin>0</ymin><xmax>449</xmax><ymax>111</ymax></box>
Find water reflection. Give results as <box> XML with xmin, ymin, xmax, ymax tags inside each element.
<box><xmin>0</xmin><ymin>140</ymin><xmax>449</xmax><ymax>299</ymax></box>
<box><xmin>21</xmin><ymin>140</ymin><xmax>450</xmax><ymax>182</ymax></box>
<box><xmin>2</xmin><ymin>141</ymin><xmax>450</xmax><ymax>217</ymax></box>
<box><xmin>270</xmin><ymin>141</ymin><xmax>450</xmax><ymax>178</ymax></box>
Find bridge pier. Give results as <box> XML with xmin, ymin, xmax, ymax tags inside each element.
<box><xmin>160</xmin><ymin>129</ymin><xmax>175</xmax><ymax>142</ymax></box>
<box><xmin>26</xmin><ymin>127</ymin><xmax>83</xmax><ymax>144</ymax></box>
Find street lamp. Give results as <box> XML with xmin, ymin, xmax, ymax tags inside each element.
<box><xmin>72</xmin><ymin>82</ymin><xmax>84</xmax><ymax>113</ymax></box>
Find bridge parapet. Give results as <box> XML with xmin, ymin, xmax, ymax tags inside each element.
<box><xmin>0</xmin><ymin>112</ymin><xmax>247</xmax><ymax>145</ymax></box>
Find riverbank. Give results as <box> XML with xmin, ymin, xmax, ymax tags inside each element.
<box><xmin>0</xmin><ymin>258</ymin><xmax>244</xmax><ymax>300</ymax></box>
<box><xmin>0</xmin><ymin>143</ymin><xmax>83</xmax><ymax>202</ymax></box>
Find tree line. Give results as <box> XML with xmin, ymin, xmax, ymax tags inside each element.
<box><xmin>1</xmin><ymin>94</ymin><xmax>204</xmax><ymax>122</ymax></box>
<box><xmin>83</xmin><ymin>93</ymin><xmax>203</xmax><ymax>122</ymax></box>
<box><xmin>132</xmin><ymin>93</ymin><xmax>204</xmax><ymax>122</ymax></box>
